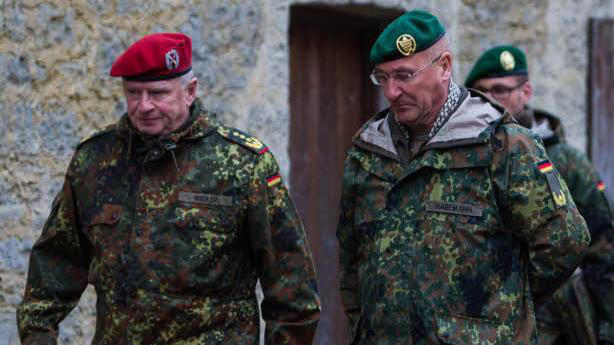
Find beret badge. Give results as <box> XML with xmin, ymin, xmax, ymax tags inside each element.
<box><xmin>396</xmin><ymin>34</ymin><xmax>417</xmax><ymax>56</ymax></box>
<box><xmin>500</xmin><ymin>50</ymin><xmax>515</xmax><ymax>71</ymax></box>
<box><xmin>165</xmin><ymin>49</ymin><xmax>180</xmax><ymax>71</ymax></box>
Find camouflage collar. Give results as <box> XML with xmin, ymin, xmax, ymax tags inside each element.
<box><xmin>529</xmin><ymin>107</ymin><xmax>565</xmax><ymax>144</ymax></box>
<box><xmin>116</xmin><ymin>98</ymin><xmax>218</xmax><ymax>143</ymax></box>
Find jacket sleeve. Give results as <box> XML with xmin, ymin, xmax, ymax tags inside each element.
<box><xmin>16</xmin><ymin>169</ymin><xmax>91</xmax><ymax>345</ymax></box>
<box><xmin>336</xmin><ymin>154</ymin><xmax>362</xmax><ymax>338</ymax></box>
<box><xmin>491</xmin><ymin>124</ymin><xmax>591</xmax><ymax>307</ymax></box>
<box><xmin>247</xmin><ymin>151</ymin><xmax>321</xmax><ymax>345</ymax></box>
<box><xmin>561</xmin><ymin>147</ymin><xmax>614</xmax><ymax>342</ymax></box>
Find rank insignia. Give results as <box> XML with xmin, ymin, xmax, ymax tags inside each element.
<box><xmin>217</xmin><ymin>126</ymin><xmax>270</xmax><ymax>155</ymax></box>
<box><xmin>500</xmin><ymin>50</ymin><xmax>516</xmax><ymax>71</ymax></box>
<box><xmin>597</xmin><ymin>181</ymin><xmax>606</xmax><ymax>192</ymax></box>
<box><xmin>537</xmin><ymin>160</ymin><xmax>567</xmax><ymax>208</ymax></box>
<box><xmin>396</xmin><ymin>34</ymin><xmax>416</xmax><ymax>56</ymax></box>
<box><xmin>266</xmin><ymin>173</ymin><xmax>281</xmax><ymax>187</ymax></box>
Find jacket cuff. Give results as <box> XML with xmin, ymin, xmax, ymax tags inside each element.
<box><xmin>22</xmin><ymin>331</ymin><xmax>58</xmax><ymax>345</ymax></box>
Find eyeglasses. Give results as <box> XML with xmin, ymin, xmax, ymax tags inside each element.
<box><xmin>370</xmin><ymin>54</ymin><xmax>443</xmax><ymax>86</ymax></box>
<box><xmin>475</xmin><ymin>81</ymin><xmax>526</xmax><ymax>100</ymax></box>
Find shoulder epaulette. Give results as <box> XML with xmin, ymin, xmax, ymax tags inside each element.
<box><xmin>76</xmin><ymin>124</ymin><xmax>115</xmax><ymax>149</ymax></box>
<box><xmin>216</xmin><ymin>125</ymin><xmax>269</xmax><ymax>155</ymax></box>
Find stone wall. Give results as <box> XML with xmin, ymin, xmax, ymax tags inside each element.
<box><xmin>1</xmin><ymin>0</ymin><xmax>610</xmax><ymax>344</ymax></box>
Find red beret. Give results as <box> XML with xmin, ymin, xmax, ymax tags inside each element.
<box><xmin>110</xmin><ymin>32</ymin><xmax>192</xmax><ymax>81</ymax></box>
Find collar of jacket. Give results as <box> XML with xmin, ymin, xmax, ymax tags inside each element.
<box><xmin>115</xmin><ymin>98</ymin><xmax>219</xmax><ymax>154</ymax></box>
<box><xmin>527</xmin><ymin>106</ymin><xmax>565</xmax><ymax>146</ymax></box>
<box><xmin>353</xmin><ymin>88</ymin><xmax>504</xmax><ymax>161</ymax></box>
<box><xmin>349</xmin><ymin>88</ymin><xmax>508</xmax><ymax>183</ymax></box>
<box><xmin>116</xmin><ymin>98</ymin><xmax>218</xmax><ymax>141</ymax></box>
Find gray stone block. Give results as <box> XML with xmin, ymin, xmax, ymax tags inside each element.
<box><xmin>36</xmin><ymin>3</ymin><xmax>76</xmax><ymax>48</ymax></box>
<box><xmin>117</xmin><ymin>0</ymin><xmax>141</xmax><ymax>14</ymax></box>
<box><xmin>0</xmin><ymin>205</ymin><xmax>25</xmax><ymax>230</ymax></box>
<box><xmin>2</xmin><ymin>3</ymin><xmax>26</xmax><ymax>42</ymax></box>
<box><xmin>38</xmin><ymin>111</ymin><xmax>79</xmax><ymax>157</ymax></box>
<box><xmin>86</xmin><ymin>0</ymin><xmax>112</xmax><ymax>15</ymax></box>
<box><xmin>96</xmin><ymin>28</ymin><xmax>130</xmax><ymax>78</ymax></box>
<box><xmin>5</xmin><ymin>55</ymin><xmax>31</xmax><ymax>85</ymax></box>
<box><xmin>0</xmin><ymin>175</ymin><xmax>16</xmax><ymax>205</ymax></box>
<box><xmin>0</xmin><ymin>0</ymin><xmax>4</xmax><ymax>31</ymax></box>
<box><xmin>0</xmin><ymin>101</ymin><xmax>79</xmax><ymax>158</ymax></box>
<box><xmin>0</xmin><ymin>311</ymin><xmax>19</xmax><ymax>345</ymax></box>
<box><xmin>0</xmin><ymin>236</ymin><xmax>32</xmax><ymax>273</ymax></box>
<box><xmin>0</xmin><ymin>102</ymin><xmax>37</xmax><ymax>155</ymax></box>
<box><xmin>182</xmin><ymin>2</ymin><xmax>263</xmax><ymax>117</ymax></box>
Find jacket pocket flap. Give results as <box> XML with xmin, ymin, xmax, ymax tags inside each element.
<box><xmin>174</xmin><ymin>205</ymin><xmax>237</xmax><ymax>233</ymax></box>
<box><xmin>87</xmin><ymin>204</ymin><xmax>123</xmax><ymax>226</ymax></box>
<box><xmin>435</xmin><ymin>314</ymin><xmax>511</xmax><ymax>345</ymax></box>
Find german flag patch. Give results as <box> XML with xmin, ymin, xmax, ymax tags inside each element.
<box><xmin>266</xmin><ymin>173</ymin><xmax>281</xmax><ymax>187</ymax></box>
<box><xmin>537</xmin><ymin>160</ymin><xmax>566</xmax><ymax>208</ymax></box>
<box><xmin>597</xmin><ymin>181</ymin><xmax>606</xmax><ymax>192</ymax></box>
<box><xmin>537</xmin><ymin>160</ymin><xmax>554</xmax><ymax>173</ymax></box>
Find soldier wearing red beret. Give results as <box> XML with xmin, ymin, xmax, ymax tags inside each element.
<box><xmin>17</xmin><ymin>32</ymin><xmax>321</xmax><ymax>345</ymax></box>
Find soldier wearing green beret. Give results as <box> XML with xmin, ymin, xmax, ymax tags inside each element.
<box><xmin>466</xmin><ymin>45</ymin><xmax>614</xmax><ymax>345</ymax></box>
<box><xmin>337</xmin><ymin>10</ymin><xmax>591</xmax><ymax>344</ymax></box>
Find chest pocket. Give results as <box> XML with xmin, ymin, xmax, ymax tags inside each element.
<box><xmin>82</xmin><ymin>203</ymin><xmax>124</xmax><ymax>247</ymax></box>
<box><xmin>174</xmin><ymin>205</ymin><xmax>238</xmax><ymax>232</ymax></box>
<box><xmin>435</xmin><ymin>314</ymin><xmax>512</xmax><ymax>345</ymax></box>
<box><xmin>173</xmin><ymin>204</ymin><xmax>241</xmax><ymax>261</ymax></box>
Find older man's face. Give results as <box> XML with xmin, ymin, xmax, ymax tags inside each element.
<box><xmin>123</xmin><ymin>77</ymin><xmax>196</xmax><ymax>136</ymax></box>
<box><xmin>374</xmin><ymin>50</ymin><xmax>450</xmax><ymax>128</ymax></box>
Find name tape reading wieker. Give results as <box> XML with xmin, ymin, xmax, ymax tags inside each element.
<box><xmin>179</xmin><ymin>192</ymin><xmax>233</xmax><ymax>206</ymax></box>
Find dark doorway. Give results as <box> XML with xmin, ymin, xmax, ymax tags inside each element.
<box><xmin>289</xmin><ymin>5</ymin><xmax>402</xmax><ymax>345</ymax></box>
<box><xmin>589</xmin><ymin>18</ymin><xmax>614</xmax><ymax>203</ymax></box>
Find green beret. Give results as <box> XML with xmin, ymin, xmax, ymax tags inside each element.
<box><xmin>464</xmin><ymin>45</ymin><xmax>528</xmax><ymax>87</ymax></box>
<box><xmin>369</xmin><ymin>10</ymin><xmax>446</xmax><ymax>65</ymax></box>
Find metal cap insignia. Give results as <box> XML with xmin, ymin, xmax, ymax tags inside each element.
<box><xmin>396</xmin><ymin>34</ymin><xmax>416</xmax><ymax>56</ymax></box>
<box><xmin>165</xmin><ymin>49</ymin><xmax>180</xmax><ymax>71</ymax></box>
<box><xmin>500</xmin><ymin>51</ymin><xmax>515</xmax><ymax>71</ymax></box>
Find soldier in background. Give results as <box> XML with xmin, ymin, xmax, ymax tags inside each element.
<box><xmin>465</xmin><ymin>44</ymin><xmax>614</xmax><ymax>345</ymax></box>
<box><xmin>337</xmin><ymin>10</ymin><xmax>590</xmax><ymax>345</ymax></box>
<box><xmin>17</xmin><ymin>32</ymin><xmax>320</xmax><ymax>345</ymax></box>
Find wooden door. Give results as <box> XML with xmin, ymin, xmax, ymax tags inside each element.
<box><xmin>289</xmin><ymin>5</ymin><xmax>400</xmax><ymax>345</ymax></box>
<box><xmin>589</xmin><ymin>18</ymin><xmax>614</xmax><ymax>203</ymax></box>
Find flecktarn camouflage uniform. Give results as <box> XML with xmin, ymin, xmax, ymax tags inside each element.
<box><xmin>525</xmin><ymin>107</ymin><xmax>614</xmax><ymax>345</ymax></box>
<box><xmin>17</xmin><ymin>100</ymin><xmax>321</xmax><ymax>345</ymax></box>
<box><xmin>337</xmin><ymin>89</ymin><xmax>590</xmax><ymax>345</ymax></box>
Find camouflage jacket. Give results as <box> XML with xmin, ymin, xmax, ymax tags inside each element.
<box><xmin>528</xmin><ymin>107</ymin><xmax>614</xmax><ymax>342</ymax></box>
<box><xmin>17</xmin><ymin>100</ymin><xmax>321</xmax><ymax>345</ymax></box>
<box><xmin>337</xmin><ymin>89</ymin><xmax>590</xmax><ymax>345</ymax></box>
